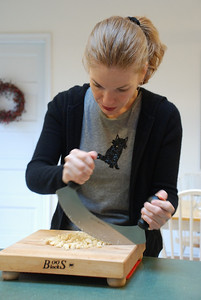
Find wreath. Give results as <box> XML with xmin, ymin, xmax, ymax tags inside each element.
<box><xmin>0</xmin><ymin>80</ymin><xmax>25</xmax><ymax>124</ymax></box>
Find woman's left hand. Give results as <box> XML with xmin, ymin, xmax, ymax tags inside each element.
<box><xmin>140</xmin><ymin>190</ymin><xmax>175</xmax><ymax>230</ymax></box>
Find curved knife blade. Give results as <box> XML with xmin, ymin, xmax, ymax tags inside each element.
<box><xmin>56</xmin><ymin>184</ymin><xmax>145</xmax><ymax>245</ymax></box>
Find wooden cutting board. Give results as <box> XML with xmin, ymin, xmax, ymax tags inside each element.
<box><xmin>0</xmin><ymin>230</ymin><xmax>145</xmax><ymax>287</ymax></box>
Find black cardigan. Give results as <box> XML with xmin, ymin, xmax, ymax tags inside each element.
<box><xmin>26</xmin><ymin>84</ymin><xmax>182</xmax><ymax>257</ymax></box>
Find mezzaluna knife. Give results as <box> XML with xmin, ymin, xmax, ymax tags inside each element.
<box><xmin>56</xmin><ymin>182</ymin><xmax>146</xmax><ymax>245</ymax></box>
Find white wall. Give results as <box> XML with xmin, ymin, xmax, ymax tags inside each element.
<box><xmin>1</xmin><ymin>0</ymin><xmax>201</xmax><ymax>178</ymax></box>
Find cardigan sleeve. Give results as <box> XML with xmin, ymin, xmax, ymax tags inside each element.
<box><xmin>25</xmin><ymin>93</ymin><xmax>67</xmax><ymax>194</ymax></box>
<box><xmin>26</xmin><ymin>84</ymin><xmax>88</xmax><ymax>195</ymax></box>
<box><xmin>151</xmin><ymin>101</ymin><xmax>182</xmax><ymax>210</ymax></box>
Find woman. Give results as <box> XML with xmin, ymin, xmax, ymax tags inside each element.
<box><xmin>26</xmin><ymin>16</ymin><xmax>182</xmax><ymax>257</ymax></box>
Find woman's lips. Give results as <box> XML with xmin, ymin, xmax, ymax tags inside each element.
<box><xmin>102</xmin><ymin>105</ymin><xmax>116</xmax><ymax>112</ymax></box>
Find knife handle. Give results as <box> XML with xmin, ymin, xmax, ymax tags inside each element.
<box><xmin>137</xmin><ymin>195</ymin><xmax>164</xmax><ymax>230</ymax></box>
<box><xmin>68</xmin><ymin>181</ymin><xmax>80</xmax><ymax>190</ymax></box>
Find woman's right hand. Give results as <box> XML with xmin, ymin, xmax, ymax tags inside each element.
<box><xmin>62</xmin><ymin>149</ymin><xmax>97</xmax><ymax>185</ymax></box>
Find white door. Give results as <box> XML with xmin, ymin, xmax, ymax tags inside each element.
<box><xmin>0</xmin><ymin>34</ymin><xmax>55</xmax><ymax>248</ymax></box>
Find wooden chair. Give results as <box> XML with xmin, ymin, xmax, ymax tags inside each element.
<box><xmin>161</xmin><ymin>189</ymin><xmax>201</xmax><ymax>260</ymax></box>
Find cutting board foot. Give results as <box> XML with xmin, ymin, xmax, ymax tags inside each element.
<box><xmin>2</xmin><ymin>271</ymin><xmax>20</xmax><ymax>281</ymax></box>
<box><xmin>107</xmin><ymin>277</ymin><xmax>126</xmax><ymax>287</ymax></box>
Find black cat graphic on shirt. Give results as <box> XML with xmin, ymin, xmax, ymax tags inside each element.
<box><xmin>97</xmin><ymin>134</ymin><xmax>128</xmax><ymax>169</ymax></box>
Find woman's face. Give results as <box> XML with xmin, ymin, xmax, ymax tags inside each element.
<box><xmin>89</xmin><ymin>64</ymin><xmax>145</xmax><ymax>118</ymax></box>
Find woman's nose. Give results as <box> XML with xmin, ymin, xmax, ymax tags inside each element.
<box><xmin>102</xmin><ymin>91</ymin><xmax>115</xmax><ymax>105</ymax></box>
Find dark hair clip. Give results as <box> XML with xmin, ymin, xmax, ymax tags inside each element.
<box><xmin>128</xmin><ymin>16</ymin><xmax>140</xmax><ymax>26</ymax></box>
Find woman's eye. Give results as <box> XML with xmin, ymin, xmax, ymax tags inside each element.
<box><xmin>117</xmin><ymin>88</ymin><xmax>129</xmax><ymax>92</ymax></box>
<box><xmin>93</xmin><ymin>82</ymin><xmax>102</xmax><ymax>89</ymax></box>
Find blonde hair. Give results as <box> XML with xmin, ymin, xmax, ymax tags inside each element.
<box><xmin>83</xmin><ymin>16</ymin><xmax>167</xmax><ymax>84</ymax></box>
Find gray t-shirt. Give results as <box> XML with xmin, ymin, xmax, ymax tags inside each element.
<box><xmin>78</xmin><ymin>87</ymin><xmax>141</xmax><ymax>225</ymax></box>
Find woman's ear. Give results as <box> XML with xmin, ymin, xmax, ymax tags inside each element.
<box><xmin>142</xmin><ymin>62</ymin><xmax>148</xmax><ymax>77</ymax></box>
<box><xmin>139</xmin><ymin>62</ymin><xmax>148</xmax><ymax>84</ymax></box>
